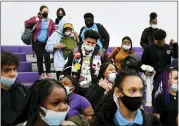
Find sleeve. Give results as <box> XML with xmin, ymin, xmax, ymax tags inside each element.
<box><xmin>99</xmin><ymin>24</ymin><xmax>110</xmax><ymax>50</ymax></box>
<box><xmin>151</xmin><ymin>114</ymin><xmax>162</xmax><ymax>126</ymax></box>
<box><xmin>141</xmin><ymin>47</ymin><xmax>150</xmax><ymax>65</ymax></box>
<box><xmin>45</xmin><ymin>31</ymin><xmax>62</xmax><ymax>53</ymax></box>
<box><xmin>152</xmin><ymin>93</ymin><xmax>163</xmax><ymax>114</ymax></box>
<box><xmin>80</xmin><ymin>96</ymin><xmax>91</xmax><ymax>112</ymax></box>
<box><xmin>140</xmin><ymin>29</ymin><xmax>149</xmax><ymax>49</ymax></box>
<box><xmin>62</xmin><ymin>53</ymin><xmax>74</xmax><ymax>75</ymax></box>
<box><xmin>108</xmin><ymin>48</ymin><xmax>117</xmax><ymax>59</ymax></box>
<box><xmin>25</xmin><ymin>16</ymin><xmax>37</xmax><ymax>27</ymax></box>
<box><xmin>78</xmin><ymin>27</ymin><xmax>84</xmax><ymax>45</ymax></box>
<box><xmin>50</xmin><ymin>19</ymin><xmax>56</xmax><ymax>33</ymax></box>
<box><xmin>170</xmin><ymin>43</ymin><xmax>178</xmax><ymax>58</ymax></box>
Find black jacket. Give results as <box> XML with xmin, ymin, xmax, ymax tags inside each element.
<box><xmin>96</xmin><ymin>109</ymin><xmax>161</xmax><ymax>126</ymax></box>
<box><xmin>141</xmin><ymin>43</ymin><xmax>178</xmax><ymax>76</ymax></box>
<box><xmin>62</xmin><ymin>45</ymin><xmax>110</xmax><ymax>85</ymax></box>
<box><xmin>1</xmin><ymin>83</ymin><xmax>29</xmax><ymax>126</ymax></box>
<box><xmin>140</xmin><ymin>27</ymin><xmax>158</xmax><ymax>49</ymax></box>
<box><xmin>79</xmin><ymin>23</ymin><xmax>110</xmax><ymax>50</ymax></box>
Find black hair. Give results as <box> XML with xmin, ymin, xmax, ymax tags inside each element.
<box><xmin>39</xmin><ymin>5</ymin><xmax>48</xmax><ymax>12</ymax></box>
<box><xmin>1</xmin><ymin>51</ymin><xmax>19</xmax><ymax>68</ymax></box>
<box><xmin>97</xmin><ymin>63</ymin><xmax>117</xmax><ymax>80</ymax></box>
<box><xmin>84</xmin><ymin>30</ymin><xmax>100</xmax><ymax>41</ymax></box>
<box><xmin>61</xmin><ymin>75</ymin><xmax>79</xmax><ymax>93</ymax></box>
<box><xmin>56</xmin><ymin>8</ymin><xmax>66</xmax><ymax>16</ymax></box>
<box><xmin>153</xmin><ymin>29</ymin><xmax>166</xmax><ymax>40</ymax></box>
<box><xmin>26</xmin><ymin>79</ymin><xmax>67</xmax><ymax>126</ymax></box>
<box><xmin>150</xmin><ymin>12</ymin><xmax>157</xmax><ymax>22</ymax></box>
<box><xmin>84</xmin><ymin>13</ymin><xmax>94</xmax><ymax>20</ymax></box>
<box><xmin>95</xmin><ymin>71</ymin><xmax>144</xmax><ymax>125</ymax></box>
<box><xmin>121</xmin><ymin>36</ymin><xmax>133</xmax><ymax>51</ymax></box>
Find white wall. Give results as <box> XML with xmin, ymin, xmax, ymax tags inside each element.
<box><xmin>1</xmin><ymin>2</ymin><xmax>177</xmax><ymax>47</ymax></box>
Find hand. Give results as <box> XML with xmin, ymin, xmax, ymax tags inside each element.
<box><xmin>170</xmin><ymin>39</ymin><xmax>177</xmax><ymax>44</ymax></box>
<box><xmin>101</xmin><ymin>49</ymin><xmax>106</xmax><ymax>58</ymax></box>
<box><xmin>145</xmin><ymin>71</ymin><xmax>153</xmax><ymax>76</ymax></box>
<box><xmin>36</xmin><ymin>17</ymin><xmax>39</xmax><ymax>22</ymax></box>
<box><xmin>73</xmin><ymin>31</ymin><xmax>78</xmax><ymax>38</ymax></box>
<box><xmin>99</xmin><ymin>79</ymin><xmax>112</xmax><ymax>90</ymax></box>
<box><xmin>54</xmin><ymin>43</ymin><xmax>66</xmax><ymax>49</ymax></box>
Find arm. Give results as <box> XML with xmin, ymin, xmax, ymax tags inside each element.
<box><xmin>62</xmin><ymin>53</ymin><xmax>74</xmax><ymax>75</ymax></box>
<box><xmin>152</xmin><ymin>114</ymin><xmax>162</xmax><ymax>126</ymax></box>
<box><xmin>141</xmin><ymin>47</ymin><xmax>150</xmax><ymax>65</ymax></box>
<box><xmin>108</xmin><ymin>47</ymin><xmax>117</xmax><ymax>59</ymax></box>
<box><xmin>152</xmin><ymin>93</ymin><xmax>162</xmax><ymax>119</ymax></box>
<box><xmin>170</xmin><ymin>42</ymin><xmax>178</xmax><ymax>58</ymax></box>
<box><xmin>25</xmin><ymin>16</ymin><xmax>38</xmax><ymax>27</ymax></box>
<box><xmin>140</xmin><ymin>29</ymin><xmax>148</xmax><ymax>49</ymax></box>
<box><xmin>50</xmin><ymin>19</ymin><xmax>56</xmax><ymax>33</ymax></box>
<box><xmin>99</xmin><ymin>24</ymin><xmax>110</xmax><ymax>50</ymax></box>
<box><xmin>78</xmin><ymin>27</ymin><xmax>84</xmax><ymax>45</ymax></box>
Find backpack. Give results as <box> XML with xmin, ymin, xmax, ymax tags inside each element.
<box><xmin>67</xmin><ymin>114</ymin><xmax>90</xmax><ymax>126</ymax></box>
<box><xmin>21</xmin><ymin>22</ymin><xmax>38</xmax><ymax>45</ymax></box>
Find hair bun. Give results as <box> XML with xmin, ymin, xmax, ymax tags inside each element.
<box><xmin>150</xmin><ymin>12</ymin><xmax>157</xmax><ymax>19</ymax></box>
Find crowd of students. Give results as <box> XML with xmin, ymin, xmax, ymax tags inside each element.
<box><xmin>1</xmin><ymin>4</ymin><xmax>178</xmax><ymax>126</ymax></box>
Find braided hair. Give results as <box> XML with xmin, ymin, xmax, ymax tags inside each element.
<box><xmin>26</xmin><ymin>79</ymin><xmax>67</xmax><ymax>126</ymax></box>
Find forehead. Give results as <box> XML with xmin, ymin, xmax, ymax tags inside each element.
<box><xmin>85</xmin><ymin>38</ymin><xmax>96</xmax><ymax>43</ymax></box>
<box><xmin>169</xmin><ymin>70</ymin><xmax>178</xmax><ymax>76</ymax></box>
<box><xmin>2</xmin><ymin>65</ymin><xmax>16</xmax><ymax>69</ymax></box>
<box><xmin>47</xmin><ymin>86</ymin><xmax>66</xmax><ymax>99</ymax></box>
<box><xmin>106</xmin><ymin>64</ymin><xmax>115</xmax><ymax>70</ymax></box>
<box><xmin>85</xmin><ymin>17</ymin><xmax>93</xmax><ymax>21</ymax></box>
<box><xmin>151</xmin><ymin>19</ymin><xmax>157</xmax><ymax>23</ymax></box>
<box><xmin>42</xmin><ymin>8</ymin><xmax>48</xmax><ymax>12</ymax></box>
<box><xmin>61</xmin><ymin>77</ymin><xmax>72</xmax><ymax>82</ymax></box>
<box><xmin>122</xmin><ymin>39</ymin><xmax>131</xmax><ymax>44</ymax></box>
<box><xmin>122</xmin><ymin>76</ymin><xmax>143</xmax><ymax>89</ymax></box>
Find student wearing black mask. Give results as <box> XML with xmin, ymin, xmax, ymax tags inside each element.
<box><xmin>55</xmin><ymin>8</ymin><xmax>66</xmax><ymax>25</ymax></box>
<box><xmin>140</xmin><ymin>12</ymin><xmax>159</xmax><ymax>49</ymax></box>
<box><xmin>79</xmin><ymin>13</ymin><xmax>110</xmax><ymax>57</ymax></box>
<box><xmin>141</xmin><ymin>29</ymin><xmax>178</xmax><ymax>105</ymax></box>
<box><xmin>25</xmin><ymin>5</ymin><xmax>55</xmax><ymax>79</ymax></box>
<box><xmin>95</xmin><ymin>71</ymin><xmax>161</xmax><ymax>126</ymax></box>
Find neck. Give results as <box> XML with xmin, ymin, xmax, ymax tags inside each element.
<box><xmin>34</xmin><ymin>115</ymin><xmax>48</xmax><ymax>126</ymax></box>
<box><xmin>169</xmin><ymin>88</ymin><xmax>176</xmax><ymax>96</ymax></box>
<box><xmin>119</xmin><ymin>101</ymin><xmax>137</xmax><ymax>121</ymax></box>
<box><xmin>1</xmin><ymin>83</ymin><xmax>10</xmax><ymax>91</ymax></box>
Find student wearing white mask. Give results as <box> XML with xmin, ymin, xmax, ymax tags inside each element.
<box><xmin>17</xmin><ymin>79</ymin><xmax>76</xmax><ymax>126</ymax></box>
<box><xmin>109</xmin><ymin>36</ymin><xmax>134</xmax><ymax>72</ymax></box>
<box><xmin>153</xmin><ymin>66</ymin><xmax>178</xmax><ymax>126</ymax></box>
<box><xmin>60</xmin><ymin>75</ymin><xmax>94</xmax><ymax>123</ymax></box>
<box><xmin>62</xmin><ymin>30</ymin><xmax>110</xmax><ymax>97</ymax></box>
<box><xmin>140</xmin><ymin>12</ymin><xmax>159</xmax><ymax>49</ymax></box>
<box><xmin>85</xmin><ymin>63</ymin><xmax>118</xmax><ymax>108</ymax></box>
<box><xmin>1</xmin><ymin>52</ymin><xmax>29</xmax><ymax>126</ymax></box>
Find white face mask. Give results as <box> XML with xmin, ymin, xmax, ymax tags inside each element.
<box><xmin>40</xmin><ymin>106</ymin><xmax>69</xmax><ymax>126</ymax></box>
<box><xmin>64</xmin><ymin>31</ymin><xmax>71</xmax><ymax>36</ymax></box>
<box><xmin>1</xmin><ymin>74</ymin><xmax>18</xmax><ymax>87</ymax></box>
<box><xmin>122</xmin><ymin>45</ymin><xmax>131</xmax><ymax>50</ymax></box>
<box><xmin>108</xmin><ymin>73</ymin><xmax>117</xmax><ymax>83</ymax></box>
<box><xmin>65</xmin><ymin>86</ymin><xmax>74</xmax><ymax>95</ymax></box>
<box><xmin>171</xmin><ymin>83</ymin><xmax>178</xmax><ymax>92</ymax></box>
<box><xmin>151</xmin><ymin>24</ymin><xmax>157</xmax><ymax>29</ymax></box>
<box><xmin>84</xmin><ymin>43</ymin><xmax>95</xmax><ymax>51</ymax></box>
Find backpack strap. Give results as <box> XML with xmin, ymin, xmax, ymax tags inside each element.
<box><xmin>142</xmin><ymin>110</ymin><xmax>152</xmax><ymax>126</ymax></box>
<box><xmin>112</xmin><ymin>47</ymin><xmax>120</xmax><ymax>59</ymax></box>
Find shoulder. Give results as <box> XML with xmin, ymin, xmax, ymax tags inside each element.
<box><xmin>142</xmin><ymin>110</ymin><xmax>161</xmax><ymax>125</ymax></box>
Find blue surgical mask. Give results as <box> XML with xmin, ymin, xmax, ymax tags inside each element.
<box><xmin>1</xmin><ymin>74</ymin><xmax>18</xmax><ymax>87</ymax></box>
<box><xmin>171</xmin><ymin>83</ymin><xmax>178</xmax><ymax>92</ymax></box>
<box><xmin>40</xmin><ymin>106</ymin><xmax>70</xmax><ymax>126</ymax></box>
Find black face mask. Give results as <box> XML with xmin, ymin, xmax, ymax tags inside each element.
<box><xmin>120</xmin><ymin>92</ymin><xmax>143</xmax><ymax>111</ymax></box>
<box><xmin>42</xmin><ymin>13</ymin><xmax>48</xmax><ymax>18</ymax></box>
<box><xmin>58</xmin><ymin>15</ymin><xmax>63</xmax><ymax>20</ymax></box>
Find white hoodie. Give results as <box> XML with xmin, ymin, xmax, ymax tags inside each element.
<box><xmin>45</xmin><ymin>16</ymin><xmax>73</xmax><ymax>71</ymax></box>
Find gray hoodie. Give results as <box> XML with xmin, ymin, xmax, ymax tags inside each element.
<box><xmin>45</xmin><ymin>16</ymin><xmax>73</xmax><ymax>71</ymax></box>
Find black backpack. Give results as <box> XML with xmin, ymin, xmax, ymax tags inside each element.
<box><xmin>21</xmin><ymin>22</ymin><xmax>38</xmax><ymax>45</ymax></box>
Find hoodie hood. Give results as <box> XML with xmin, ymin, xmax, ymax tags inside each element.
<box><xmin>57</xmin><ymin>16</ymin><xmax>74</xmax><ymax>34</ymax></box>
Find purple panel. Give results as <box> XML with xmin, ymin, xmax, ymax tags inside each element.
<box><xmin>107</xmin><ymin>47</ymin><xmax>143</xmax><ymax>53</ymax></box>
<box><xmin>1</xmin><ymin>46</ymin><xmax>20</xmax><ymax>53</ymax></box>
<box><xmin>19</xmin><ymin>46</ymin><xmax>33</xmax><ymax>54</ymax></box>
<box><xmin>14</xmin><ymin>53</ymin><xmax>26</xmax><ymax>62</ymax></box>
<box><xmin>17</xmin><ymin>72</ymin><xmax>39</xmax><ymax>83</ymax></box>
<box><xmin>18</xmin><ymin>62</ymin><xmax>32</xmax><ymax>72</ymax></box>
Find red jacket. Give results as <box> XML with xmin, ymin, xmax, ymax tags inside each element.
<box><xmin>25</xmin><ymin>16</ymin><xmax>55</xmax><ymax>42</ymax></box>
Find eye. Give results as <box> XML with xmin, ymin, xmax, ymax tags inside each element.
<box><xmin>53</xmin><ymin>101</ymin><xmax>60</xmax><ymax>106</ymax></box>
<box><xmin>129</xmin><ymin>89</ymin><xmax>136</xmax><ymax>93</ymax></box>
